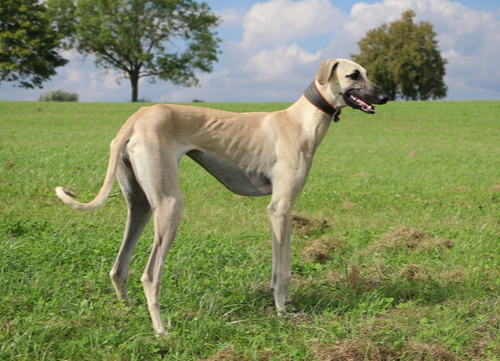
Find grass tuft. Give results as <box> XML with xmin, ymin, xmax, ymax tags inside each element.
<box><xmin>313</xmin><ymin>338</ymin><xmax>382</xmax><ymax>361</ymax></box>
<box><xmin>365</xmin><ymin>226</ymin><xmax>455</xmax><ymax>253</ymax></box>
<box><xmin>399</xmin><ymin>264</ymin><xmax>430</xmax><ymax>282</ymax></box>
<box><xmin>291</xmin><ymin>212</ymin><xmax>330</xmax><ymax>237</ymax></box>
<box><xmin>301</xmin><ymin>236</ymin><xmax>343</xmax><ymax>264</ymax></box>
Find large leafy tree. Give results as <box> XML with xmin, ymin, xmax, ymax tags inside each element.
<box><xmin>352</xmin><ymin>10</ymin><xmax>447</xmax><ymax>100</ymax></box>
<box><xmin>48</xmin><ymin>0</ymin><xmax>221</xmax><ymax>102</ymax></box>
<box><xmin>0</xmin><ymin>0</ymin><xmax>68</xmax><ymax>89</ymax></box>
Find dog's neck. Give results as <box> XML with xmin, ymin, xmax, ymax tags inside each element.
<box><xmin>285</xmin><ymin>96</ymin><xmax>336</xmax><ymax>158</ymax></box>
<box><xmin>303</xmin><ymin>81</ymin><xmax>341</xmax><ymax>122</ymax></box>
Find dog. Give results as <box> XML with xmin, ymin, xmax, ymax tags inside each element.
<box><xmin>56</xmin><ymin>58</ymin><xmax>388</xmax><ymax>334</ymax></box>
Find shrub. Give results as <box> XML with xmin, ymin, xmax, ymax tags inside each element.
<box><xmin>39</xmin><ymin>89</ymin><xmax>79</xmax><ymax>102</ymax></box>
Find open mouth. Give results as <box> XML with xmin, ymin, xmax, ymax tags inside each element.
<box><xmin>344</xmin><ymin>93</ymin><xmax>376</xmax><ymax>114</ymax></box>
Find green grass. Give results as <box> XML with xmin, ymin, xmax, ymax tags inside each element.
<box><xmin>1</xmin><ymin>100</ymin><xmax>499</xmax><ymax>360</ymax></box>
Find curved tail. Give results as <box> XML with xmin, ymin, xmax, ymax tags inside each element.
<box><xmin>55</xmin><ymin>124</ymin><xmax>133</xmax><ymax>212</ymax></box>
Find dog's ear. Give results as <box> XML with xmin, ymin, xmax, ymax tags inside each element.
<box><xmin>316</xmin><ymin>59</ymin><xmax>339</xmax><ymax>85</ymax></box>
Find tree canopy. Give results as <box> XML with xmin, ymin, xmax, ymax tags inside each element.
<box><xmin>352</xmin><ymin>10</ymin><xmax>447</xmax><ymax>101</ymax></box>
<box><xmin>47</xmin><ymin>0</ymin><xmax>221</xmax><ymax>102</ymax></box>
<box><xmin>0</xmin><ymin>0</ymin><xmax>68</xmax><ymax>89</ymax></box>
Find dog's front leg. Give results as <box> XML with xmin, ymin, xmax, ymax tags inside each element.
<box><xmin>267</xmin><ymin>197</ymin><xmax>295</xmax><ymax>314</ymax></box>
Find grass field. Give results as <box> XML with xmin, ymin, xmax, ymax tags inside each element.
<box><xmin>0</xmin><ymin>100</ymin><xmax>499</xmax><ymax>360</ymax></box>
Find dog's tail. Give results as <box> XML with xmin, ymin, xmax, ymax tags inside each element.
<box><xmin>55</xmin><ymin>123</ymin><xmax>134</xmax><ymax>212</ymax></box>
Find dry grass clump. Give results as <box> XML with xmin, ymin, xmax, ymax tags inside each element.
<box><xmin>364</xmin><ymin>227</ymin><xmax>455</xmax><ymax>254</ymax></box>
<box><xmin>4</xmin><ymin>161</ymin><xmax>14</xmax><ymax>171</ymax></box>
<box><xmin>399</xmin><ymin>264</ymin><xmax>429</xmax><ymax>282</ymax></box>
<box><xmin>346</xmin><ymin>264</ymin><xmax>390</xmax><ymax>291</ymax></box>
<box><xmin>380</xmin><ymin>227</ymin><xmax>428</xmax><ymax>249</ymax></box>
<box><xmin>440</xmin><ymin>267</ymin><xmax>468</xmax><ymax>283</ymax></box>
<box><xmin>342</xmin><ymin>201</ymin><xmax>358</xmax><ymax>209</ymax></box>
<box><xmin>347</xmin><ymin>265</ymin><xmax>361</xmax><ymax>289</ymax></box>
<box><xmin>405</xmin><ymin>342</ymin><xmax>457</xmax><ymax>361</ymax></box>
<box><xmin>200</xmin><ymin>344</ymin><xmax>244</xmax><ymax>361</ymax></box>
<box><xmin>313</xmin><ymin>339</ymin><xmax>457</xmax><ymax>361</ymax></box>
<box><xmin>301</xmin><ymin>236</ymin><xmax>342</xmax><ymax>264</ymax></box>
<box><xmin>324</xmin><ymin>264</ymin><xmax>387</xmax><ymax>292</ymax></box>
<box><xmin>200</xmin><ymin>344</ymin><xmax>275</xmax><ymax>361</ymax></box>
<box><xmin>470</xmin><ymin>311</ymin><xmax>500</xmax><ymax>354</ymax></box>
<box><xmin>490</xmin><ymin>184</ymin><xmax>500</xmax><ymax>192</ymax></box>
<box><xmin>313</xmin><ymin>339</ymin><xmax>382</xmax><ymax>361</ymax></box>
<box><xmin>291</xmin><ymin>212</ymin><xmax>330</xmax><ymax>236</ymax></box>
<box><xmin>432</xmin><ymin>238</ymin><xmax>456</xmax><ymax>249</ymax></box>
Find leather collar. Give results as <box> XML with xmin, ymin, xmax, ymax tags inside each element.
<box><xmin>303</xmin><ymin>81</ymin><xmax>341</xmax><ymax>122</ymax></box>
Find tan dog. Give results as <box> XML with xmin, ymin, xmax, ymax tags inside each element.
<box><xmin>56</xmin><ymin>58</ymin><xmax>388</xmax><ymax>335</ymax></box>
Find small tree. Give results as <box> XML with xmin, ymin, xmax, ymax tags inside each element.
<box><xmin>48</xmin><ymin>0</ymin><xmax>221</xmax><ymax>102</ymax></box>
<box><xmin>352</xmin><ymin>10</ymin><xmax>447</xmax><ymax>100</ymax></box>
<box><xmin>0</xmin><ymin>0</ymin><xmax>68</xmax><ymax>89</ymax></box>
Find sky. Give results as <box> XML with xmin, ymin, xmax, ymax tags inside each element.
<box><xmin>1</xmin><ymin>0</ymin><xmax>500</xmax><ymax>103</ymax></box>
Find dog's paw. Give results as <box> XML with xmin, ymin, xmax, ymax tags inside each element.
<box><xmin>277</xmin><ymin>309</ymin><xmax>298</xmax><ymax>318</ymax></box>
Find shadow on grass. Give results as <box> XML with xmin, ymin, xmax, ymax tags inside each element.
<box><xmin>290</xmin><ymin>277</ymin><xmax>460</xmax><ymax>315</ymax></box>
<box><xmin>240</xmin><ymin>275</ymin><xmax>462</xmax><ymax>318</ymax></box>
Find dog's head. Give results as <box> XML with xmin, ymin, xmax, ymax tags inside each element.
<box><xmin>316</xmin><ymin>58</ymin><xmax>388</xmax><ymax>114</ymax></box>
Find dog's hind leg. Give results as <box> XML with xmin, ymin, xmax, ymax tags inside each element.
<box><xmin>142</xmin><ymin>192</ymin><xmax>183</xmax><ymax>335</ymax></box>
<box><xmin>129</xmin><ymin>141</ymin><xmax>184</xmax><ymax>335</ymax></box>
<box><xmin>110</xmin><ymin>156</ymin><xmax>152</xmax><ymax>306</ymax></box>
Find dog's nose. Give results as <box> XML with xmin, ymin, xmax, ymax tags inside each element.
<box><xmin>378</xmin><ymin>93</ymin><xmax>389</xmax><ymax>104</ymax></box>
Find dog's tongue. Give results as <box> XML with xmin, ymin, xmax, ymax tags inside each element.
<box><xmin>362</xmin><ymin>103</ymin><xmax>375</xmax><ymax>114</ymax></box>
<box><xmin>350</xmin><ymin>95</ymin><xmax>375</xmax><ymax>114</ymax></box>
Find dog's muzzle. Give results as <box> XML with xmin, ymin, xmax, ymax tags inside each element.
<box><xmin>343</xmin><ymin>88</ymin><xmax>389</xmax><ymax>114</ymax></box>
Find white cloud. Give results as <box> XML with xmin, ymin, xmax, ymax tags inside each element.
<box><xmin>243</xmin><ymin>43</ymin><xmax>321</xmax><ymax>81</ymax></box>
<box><xmin>217</xmin><ymin>7</ymin><xmax>245</xmax><ymax>28</ymax></box>
<box><xmin>347</xmin><ymin>1</ymin><xmax>402</xmax><ymax>38</ymax></box>
<box><xmin>204</xmin><ymin>0</ymin><xmax>343</xmax><ymax>101</ymax></box>
<box><xmin>240</xmin><ymin>0</ymin><xmax>343</xmax><ymax>49</ymax></box>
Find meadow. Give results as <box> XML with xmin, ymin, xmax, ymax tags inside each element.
<box><xmin>0</xmin><ymin>100</ymin><xmax>499</xmax><ymax>360</ymax></box>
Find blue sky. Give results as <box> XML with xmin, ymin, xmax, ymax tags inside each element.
<box><xmin>209</xmin><ymin>0</ymin><xmax>500</xmax><ymax>12</ymax></box>
<box><xmin>1</xmin><ymin>0</ymin><xmax>500</xmax><ymax>102</ymax></box>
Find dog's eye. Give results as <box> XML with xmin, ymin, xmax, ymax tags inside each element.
<box><xmin>347</xmin><ymin>71</ymin><xmax>360</xmax><ymax>80</ymax></box>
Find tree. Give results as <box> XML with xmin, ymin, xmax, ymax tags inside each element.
<box><xmin>0</xmin><ymin>0</ymin><xmax>68</xmax><ymax>89</ymax></box>
<box><xmin>47</xmin><ymin>0</ymin><xmax>221</xmax><ymax>102</ymax></box>
<box><xmin>352</xmin><ymin>10</ymin><xmax>447</xmax><ymax>100</ymax></box>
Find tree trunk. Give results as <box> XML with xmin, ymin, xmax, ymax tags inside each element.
<box><xmin>129</xmin><ymin>70</ymin><xmax>139</xmax><ymax>102</ymax></box>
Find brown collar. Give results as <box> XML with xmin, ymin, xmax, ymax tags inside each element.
<box><xmin>303</xmin><ymin>81</ymin><xmax>341</xmax><ymax>122</ymax></box>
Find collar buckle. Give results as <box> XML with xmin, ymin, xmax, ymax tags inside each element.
<box><xmin>332</xmin><ymin>109</ymin><xmax>341</xmax><ymax>123</ymax></box>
